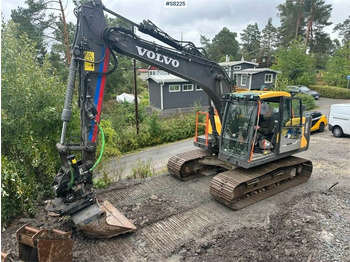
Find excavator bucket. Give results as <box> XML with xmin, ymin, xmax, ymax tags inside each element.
<box><xmin>71</xmin><ymin>200</ymin><xmax>136</xmax><ymax>238</ymax></box>
<box><xmin>16</xmin><ymin>225</ymin><xmax>73</xmax><ymax>262</ymax></box>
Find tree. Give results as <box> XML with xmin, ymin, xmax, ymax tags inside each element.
<box><xmin>1</xmin><ymin>21</ymin><xmax>68</xmax><ymax>220</ymax></box>
<box><xmin>311</xmin><ymin>30</ymin><xmax>333</xmax><ymax>69</ymax></box>
<box><xmin>303</xmin><ymin>0</ymin><xmax>332</xmax><ymax>50</ymax></box>
<box><xmin>273</xmin><ymin>38</ymin><xmax>316</xmax><ymax>85</ymax></box>
<box><xmin>333</xmin><ymin>15</ymin><xmax>350</xmax><ymax>45</ymax></box>
<box><xmin>11</xmin><ymin>0</ymin><xmax>72</xmax><ymax>66</ymax></box>
<box><xmin>324</xmin><ymin>42</ymin><xmax>350</xmax><ymax>87</ymax></box>
<box><xmin>11</xmin><ymin>0</ymin><xmax>54</xmax><ymax>61</ymax></box>
<box><xmin>205</xmin><ymin>27</ymin><xmax>239</xmax><ymax>62</ymax></box>
<box><xmin>277</xmin><ymin>0</ymin><xmax>332</xmax><ymax>52</ymax></box>
<box><xmin>278</xmin><ymin>0</ymin><xmax>306</xmax><ymax>47</ymax></box>
<box><xmin>261</xmin><ymin>18</ymin><xmax>278</xmax><ymax>56</ymax></box>
<box><xmin>199</xmin><ymin>34</ymin><xmax>211</xmax><ymax>57</ymax></box>
<box><xmin>240</xmin><ymin>23</ymin><xmax>261</xmax><ymax>59</ymax></box>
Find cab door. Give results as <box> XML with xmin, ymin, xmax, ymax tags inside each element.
<box><xmin>279</xmin><ymin>97</ymin><xmax>302</xmax><ymax>154</ymax></box>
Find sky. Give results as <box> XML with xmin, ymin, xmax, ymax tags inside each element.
<box><xmin>1</xmin><ymin>0</ymin><xmax>349</xmax><ymax>46</ymax></box>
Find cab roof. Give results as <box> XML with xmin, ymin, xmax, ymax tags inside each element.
<box><xmin>230</xmin><ymin>90</ymin><xmax>291</xmax><ymax>100</ymax></box>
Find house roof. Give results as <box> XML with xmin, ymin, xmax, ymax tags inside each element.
<box><xmin>218</xmin><ymin>61</ymin><xmax>259</xmax><ymax>67</ymax></box>
<box><xmin>147</xmin><ymin>74</ymin><xmax>189</xmax><ymax>84</ymax></box>
<box><xmin>234</xmin><ymin>68</ymin><xmax>281</xmax><ymax>75</ymax></box>
<box><xmin>138</xmin><ymin>69</ymin><xmax>148</xmax><ymax>73</ymax></box>
<box><xmin>148</xmin><ymin>65</ymin><xmax>159</xmax><ymax>70</ymax></box>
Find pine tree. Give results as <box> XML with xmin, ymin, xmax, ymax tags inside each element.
<box><xmin>261</xmin><ymin>18</ymin><xmax>278</xmax><ymax>56</ymax></box>
<box><xmin>240</xmin><ymin>23</ymin><xmax>261</xmax><ymax>60</ymax></box>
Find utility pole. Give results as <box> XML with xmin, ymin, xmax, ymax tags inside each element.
<box><xmin>132</xmin><ymin>27</ymin><xmax>139</xmax><ymax>134</ymax></box>
<box><xmin>133</xmin><ymin>58</ymin><xmax>139</xmax><ymax>134</ymax></box>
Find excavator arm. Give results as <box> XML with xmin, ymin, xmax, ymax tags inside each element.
<box><xmin>49</xmin><ymin>0</ymin><xmax>232</xmax><ymax>238</ymax></box>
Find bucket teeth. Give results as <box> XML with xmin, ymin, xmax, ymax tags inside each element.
<box><xmin>71</xmin><ymin>200</ymin><xmax>136</xmax><ymax>238</ymax></box>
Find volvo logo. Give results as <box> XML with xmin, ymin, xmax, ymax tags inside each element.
<box><xmin>136</xmin><ymin>46</ymin><xmax>179</xmax><ymax>67</ymax></box>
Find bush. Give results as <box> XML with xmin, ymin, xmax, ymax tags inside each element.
<box><xmin>310</xmin><ymin>85</ymin><xmax>350</xmax><ymax>99</ymax></box>
<box><xmin>1</xmin><ymin>157</ymin><xmax>36</xmax><ymax>220</ymax></box>
<box><xmin>1</xmin><ymin>22</ymin><xmax>66</xmax><ymax>221</ymax></box>
<box><xmin>295</xmin><ymin>93</ymin><xmax>316</xmax><ymax>111</ymax></box>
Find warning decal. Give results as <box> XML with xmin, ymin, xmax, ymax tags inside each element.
<box><xmin>84</xmin><ymin>51</ymin><xmax>95</xmax><ymax>71</ymax></box>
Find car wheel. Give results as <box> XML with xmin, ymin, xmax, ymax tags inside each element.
<box><xmin>319</xmin><ymin>122</ymin><xmax>325</xmax><ymax>132</ymax></box>
<box><xmin>332</xmin><ymin>126</ymin><xmax>343</xmax><ymax>137</ymax></box>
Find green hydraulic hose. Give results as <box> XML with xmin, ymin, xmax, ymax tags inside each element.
<box><xmin>90</xmin><ymin>122</ymin><xmax>105</xmax><ymax>171</ymax></box>
<box><xmin>69</xmin><ymin>164</ymin><xmax>75</xmax><ymax>189</ymax></box>
<box><xmin>68</xmin><ymin>122</ymin><xmax>105</xmax><ymax>190</ymax></box>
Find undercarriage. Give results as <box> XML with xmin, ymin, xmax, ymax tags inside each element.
<box><xmin>168</xmin><ymin>149</ymin><xmax>312</xmax><ymax>209</ymax></box>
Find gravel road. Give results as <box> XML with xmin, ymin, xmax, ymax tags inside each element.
<box><xmin>99</xmin><ymin>97</ymin><xmax>350</xmax><ymax>180</ymax></box>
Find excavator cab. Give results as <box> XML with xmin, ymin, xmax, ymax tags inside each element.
<box><xmin>218</xmin><ymin>91</ymin><xmax>311</xmax><ymax>169</ymax></box>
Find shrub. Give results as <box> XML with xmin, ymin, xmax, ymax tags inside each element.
<box><xmin>295</xmin><ymin>93</ymin><xmax>316</xmax><ymax>111</ymax></box>
<box><xmin>130</xmin><ymin>159</ymin><xmax>153</xmax><ymax>179</ymax></box>
<box><xmin>1</xmin><ymin>22</ymin><xmax>66</xmax><ymax>221</ymax></box>
<box><xmin>93</xmin><ymin>172</ymin><xmax>114</xmax><ymax>189</ymax></box>
<box><xmin>310</xmin><ymin>85</ymin><xmax>350</xmax><ymax>99</ymax></box>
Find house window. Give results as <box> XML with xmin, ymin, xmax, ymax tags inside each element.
<box><xmin>183</xmin><ymin>84</ymin><xmax>194</xmax><ymax>91</ymax></box>
<box><xmin>265</xmin><ymin>74</ymin><xmax>273</xmax><ymax>83</ymax></box>
<box><xmin>149</xmin><ymin>71</ymin><xmax>156</xmax><ymax>76</ymax></box>
<box><xmin>233</xmin><ymin>66</ymin><xmax>241</xmax><ymax>70</ymax></box>
<box><xmin>196</xmin><ymin>85</ymin><xmax>203</xmax><ymax>91</ymax></box>
<box><xmin>241</xmin><ymin>74</ymin><xmax>247</xmax><ymax>86</ymax></box>
<box><xmin>169</xmin><ymin>84</ymin><xmax>180</xmax><ymax>92</ymax></box>
<box><xmin>233</xmin><ymin>74</ymin><xmax>238</xmax><ymax>84</ymax></box>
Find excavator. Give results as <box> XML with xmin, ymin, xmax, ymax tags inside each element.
<box><xmin>48</xmin><ymin>0</ymin><xmax>313</xmax><ymax>238</ymax></box>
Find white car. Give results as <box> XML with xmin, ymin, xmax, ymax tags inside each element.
<box><xmin>328</xmin><ymin>104</ymin><xmax>350</xmax><ymax>137</ymax></box>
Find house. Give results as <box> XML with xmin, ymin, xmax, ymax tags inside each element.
<box><xmin>218</xmin><ymin>58</ymin><xmax>279</xmax><ymax>90</ymax></box>
<box><xmin>256</xmin><ymin>56</ymin><xmax>275</xmax><ymax>68</ymax></box>
<box><xmin>219</xmin><ymin>60</ymin><xmax>258</xmax><ymax>81</ymax></box>
<box><xmin>138</xmin><ymin>66</ymin><xmax>170</xmax><ymax>82</ymax></box>
<box><xmin>137</xmin><ymin>69</ymin><xmax>149</xmax><ymax>81</ymax></box>
<box><xmin>234</xmin><ymin>68</ymin><xmax>280</xmax><ymax>90</ymax></box>
<box><xmin>148</xmin><ymin>66</ymin><xmax>169</xmax><ymax>76</ymax></box>
<box><xmin>147</xmin><ymin>74</ymin><xmax>208</xmax><ymax>110</ymax></box>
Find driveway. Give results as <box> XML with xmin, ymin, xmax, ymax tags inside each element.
<box><xmin>99</xmin><ymin>97</ymin><xmax>350</xmax><ymax>180</ymax></box>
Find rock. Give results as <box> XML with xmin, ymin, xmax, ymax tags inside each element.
<box><xmin>195</xmin><ymin>248</ymin><xmax>201</xmax><ymax>254</ymax></box>
<box><xmin>138</xmin><ymin>241</ymin><xmax>146</xmax><ymax>248</ymax></box>
<box><xmin>150</xmin><ymin>195</ymin><xmax>158</xmax><ymax>200</ymax></box>
<box><xmin>140</xmin><ymin>219</ymin><xmax>149</xmax><ymax>227</ymax></box>
<box><xmin>179</xmin><ymin>249</ymin><xmax>187</xmax><ymax>256</ymax></box>
<box><xmin>201</xmin><ymin>242</ymin><xmax>209</xmax><ymax>249</ymax></box>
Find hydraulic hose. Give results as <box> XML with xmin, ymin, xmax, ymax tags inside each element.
<box><xmin>68</xmin><ymin>122</ymin><xmax>105</xmax><ymax>189</ymax></box>
<box><xmin>90</xmin><ymin>122</ymin><xmax>105</xmax><ymax>171</ymax></box>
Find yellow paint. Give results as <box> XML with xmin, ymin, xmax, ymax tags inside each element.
<box><xmin>208</xmin><ymin>113</ymin><xmax>222</xmax><ymax>135</ymax></box>
<box><xmin>300</xmin><ymin>117</ymin><xmax>308</xmax><ymax>148</ymax></box>
<box><xmin>84</xmin><ymin>51</ymin><xmax>95</xmax><ymax>71</ymax></box>
<box><xmin>235</xmin><ymin>90</ymin><xmax>291</xmax><ymax>99</ymax></box>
